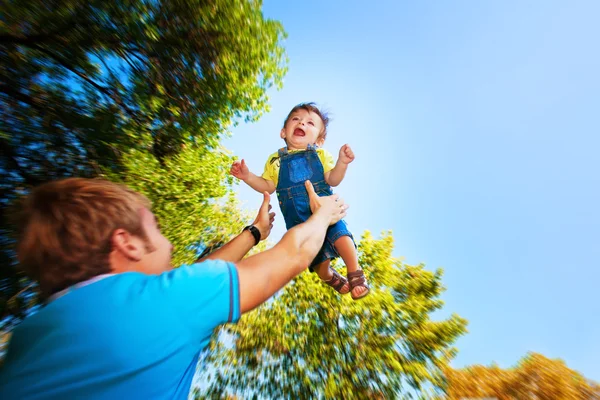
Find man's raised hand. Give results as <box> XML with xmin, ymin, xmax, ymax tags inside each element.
<box><xmin>252</xmin><ymin>192</ymin><xmax>276</xmax><ymax>240</ymax></box>
<box><xmin>305</xmin><ymin>181</ymin><xmax>348</xmax><ymax>225</ymax></box>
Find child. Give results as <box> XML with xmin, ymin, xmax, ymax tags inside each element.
<box><xmin>230</xmin><ymin>102</ymin><xmax>369</xmax><ymax>300</ymax></box>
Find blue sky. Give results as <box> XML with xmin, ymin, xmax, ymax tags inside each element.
<box><xmin>223</xmin><ymin>0</ymin><xmax>600</xmax><ymax>380</ymax></box>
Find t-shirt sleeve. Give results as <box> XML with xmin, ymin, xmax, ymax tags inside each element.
<box><xmin>261</xmin><ymin>152</ymin><xmax>279</xmax><ymax>182</ymax></box>
<box><xmin>153</xmin><ymin>260</ymin><xmax>240</xmax><ymax>341</ymax></box>
<box><xmin>318</xmin><ymin>148</ymin><xmax>336</xmax><ymax>173</ymax></box>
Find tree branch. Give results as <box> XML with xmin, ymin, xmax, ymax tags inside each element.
<box><xmin>27</xmin><ymin>43</ymin><xmax>141</xmax><ymax>124</ymax></box>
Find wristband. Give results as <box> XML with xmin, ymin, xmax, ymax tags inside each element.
<box><xmin>243</xmin><ymin>225</ymin><xmax>261</xmax><ymax>246</ymax></box>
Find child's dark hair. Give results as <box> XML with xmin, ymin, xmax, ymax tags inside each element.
<box><xmin>283</xmin><ymin>102</ymin><xmax>330</xmax><ymax>141</ymax></box>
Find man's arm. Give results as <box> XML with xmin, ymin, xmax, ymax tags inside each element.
<box><xmin>235</xmin><ymin>181</ymin><xmax>348</xmax><ymax>313</ymax></box>
<box><xmin>198</xmin><ymin>193</ymin><xmax>275</xmax><ymax>263</ymax></box>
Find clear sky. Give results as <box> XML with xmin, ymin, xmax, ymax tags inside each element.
<box><xmin>223</xmin><ymin>0</ymin><xmax>600</xmax><ymax>380</ymax></box>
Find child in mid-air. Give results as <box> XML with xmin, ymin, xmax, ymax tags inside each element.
<box><xmin>230</xmin><ymin>102</ymin><xmax>369</xmax><ymax>300</ymax></box>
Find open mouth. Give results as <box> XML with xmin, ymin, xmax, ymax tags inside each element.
<box><xmin>293</xmin><ymin>128</ymin><xmax>306</xmax><ymax>137</ymax></box>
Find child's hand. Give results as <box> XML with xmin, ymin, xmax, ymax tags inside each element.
<box><xmin>339</xmin><ymin>144</ymin><xmax>355</xmax><ymax>164</ymax></box>
<box><xmin>230</xmin><ymin>159</ymin><xmax>250</xmax><ymax>181</ymax></box>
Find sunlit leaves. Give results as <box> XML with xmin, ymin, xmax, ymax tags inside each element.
<box><xmin>445</xmin><ymin>353</ymin><xmax>600</xmax><ymax>400</ymax></box>
<box><xmin>199</xmin><ymin>232</ymin><xmax>468</xmax><ymax>399</ymax></box>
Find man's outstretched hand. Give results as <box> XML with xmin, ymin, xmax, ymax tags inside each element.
<box><xmin>252</xmin><ymin>192</ymin><xmax>276</xmax><ymax>240</ymax></box>
<box><xmin>304</xmin><ymin>181</ymin><xmax>348</xmax><ymax>226</ymax></box>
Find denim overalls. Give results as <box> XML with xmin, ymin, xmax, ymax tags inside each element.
<box><xmin>276</xmin><ymin>144</ymin><xmax>355</xmax><ymax>270</ymax></box>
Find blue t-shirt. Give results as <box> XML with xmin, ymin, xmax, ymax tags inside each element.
<box><xmin>0</xmin><ymin>260</ymin><xmax>240</xmax><ymax>399</ymax></box>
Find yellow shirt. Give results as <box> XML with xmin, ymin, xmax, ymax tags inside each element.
<box><xmin>262</xmin><ymin>148</ymin><xmax>335</xmax><ymax>187</ymax></box>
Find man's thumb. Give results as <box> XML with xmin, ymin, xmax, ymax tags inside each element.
<box><xmin>241</xmin><ymin>159</ymin><xmax>246</xmax><ymax>168</ymax></box>
<box><xmin>304</xmin><ymin>180</ymin><xmax>316</xmax><ymax>197</ymax></box>
<box><xmin>260</xmin><ymin>191</ymin><xmax>270</xmax><ymax>210</ymax></box>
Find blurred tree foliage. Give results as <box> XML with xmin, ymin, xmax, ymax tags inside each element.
<box><xmin>445</xmin><ymin>352</ymin><xmax>600</xmax><ymax>400</ymax></box>
<box><xmin>0</xmin><ymin>0</ymin><xmax>287</xmax><ymax>325</ymax></box>
<box><xmin>197</xmin><ymin>232</ymin><xmax>468</xmax><ymax>399</ymax></box>
<box><xmin>1</xmin><ymin>4</ymin><xmax>471</xmax><ymax>399</ymax></box>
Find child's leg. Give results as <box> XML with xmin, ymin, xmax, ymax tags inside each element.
<box><xmin>313</xmin><ymin>259</ymin><xmax>332</xmax><ymax>280</ymax></box>
<box><xmin>314</xmin><ymin>259</ymin><xmax>350</xmax><ymax>294</ymax></box>
<box><xmin>334</xmin><ymin>236</ymin><xmax>368</xmax><ymax>298</ymax></box>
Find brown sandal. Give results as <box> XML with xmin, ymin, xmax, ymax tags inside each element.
<box><xmin>323</xmin><ymin>268</ymin><xmax>350</xmax><ymax>295</ymax></box>
<box><xmin>348</xmin><ymin>270</ymin><xmax>370</xmax><ymax>300</ymax></box>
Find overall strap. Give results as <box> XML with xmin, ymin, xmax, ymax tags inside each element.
<box><xmin>278</xmin><ymin>147</ymin><xmax>289</xmax><ymax>157</ymax></box>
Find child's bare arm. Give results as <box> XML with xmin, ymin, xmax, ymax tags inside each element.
<box><xmin>325</xmin><ymin>144</ymin><xmax>355</xmax><ymax>187</ymax></box>
<box><xmin>245</xmin><ymin>173</ymin><xmax>276</xmax><ymax>194</ymax></box>
<box><xmin>231</xmin><ymin>159</ymin><xmax>276</xmax><ymax>194</ymax></box>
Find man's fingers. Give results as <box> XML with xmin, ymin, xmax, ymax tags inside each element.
<box><xmin>304</xmin><ymin>180</ymin><xmax>317</xmax><ymax>197</ymax></box>
<box><xmin>260</xmin><ymin>191</ymin><xmax>270</xmax><ymax>210</ymax></box>
<box><xmin>337</xmin><ymin>202</ymin><xmax>349</xmax><ymax>213</ymax></box>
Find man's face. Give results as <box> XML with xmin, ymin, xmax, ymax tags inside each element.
<box><xmin>136</xmin><ymin>207</ymin><xmax>173</xmax><ymax>274</ymax></box>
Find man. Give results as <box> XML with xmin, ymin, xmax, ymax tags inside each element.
<box><xmin>0</xmin><ymin>177</ymin><xmax>347</xmax><ymax>399</ymax></box>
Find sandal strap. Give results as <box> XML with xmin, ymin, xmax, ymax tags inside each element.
<box><xmin>347</xmin><ymin>270</ymin><xmax>368</xmax><ymax>289</ymax></box>
<box><xmin>325</xmin><ymin>269</ymin><xmax>348</xmax><ymax>291</ymax></box>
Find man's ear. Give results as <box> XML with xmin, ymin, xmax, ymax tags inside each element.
<box><xmin>316</xmin><ymin>136</ymin><xmax>325</xmax><ymax>147</ymax></box>
<box><xmin>111</xmin><ymin>228</ymin><xmax>144</xmax><ymax>261</ymax></box>
<box><xmin>280</xmin><ymin>128</ymin><xmax>286</xmax><ymax>140</ymax></box>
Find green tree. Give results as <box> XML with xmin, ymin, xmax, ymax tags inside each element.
<box><xmin>198</xmin><ymin>232</ymin><xmax>468</xmax><ymax>399</ymax></box>
<box><xmin>112</xmin><ymin>144</ymin><xmax>272</xmax><ymax>268</ymax></box>
<box><xmin>445</xmin><ymin>352</ymin><xmax>600</xmax><ymax>400</ymax></box>
<box><xmin>0</xmin><ymin>0</ymin><xmax>286</xmax><ymax>324</ymax></box>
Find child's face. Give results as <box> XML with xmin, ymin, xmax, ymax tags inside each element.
<box><xmin>280</xmin><ymin>109</ymin><xmax>324</xmax><ymax>150</ymax></box>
